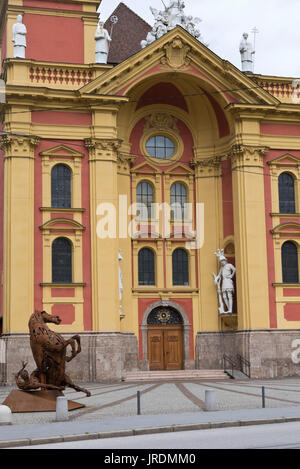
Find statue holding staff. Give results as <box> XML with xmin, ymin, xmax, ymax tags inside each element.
<box><xmin>213</xmin><ymin>249</ymin><xmax>236</xmax><ymax>315</ymax></box>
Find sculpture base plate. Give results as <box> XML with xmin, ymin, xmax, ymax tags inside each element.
<box><xmin>2</xmin><ymin>390</ymin><xmax>85</xmax><ymax>413</ymax></box>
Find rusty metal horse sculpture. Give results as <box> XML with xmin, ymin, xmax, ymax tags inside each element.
<box><xmin>16</xmin><ymin>310</ymin><xmax>90</xmax><ymax>397</ymax></box>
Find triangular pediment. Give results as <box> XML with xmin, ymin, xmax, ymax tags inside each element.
<box><xmin>268</xmin><ymin>154</ymin><xmax>300</xmax><ymax>166</ymax></box>
<box><xmin>131</xmin><ymin>161</ymin><xmax>160</xmax><ymax>174</ymax></box>
<box><xmin>165</xmin><ymin>163</ymin><xmax>194</xmax><ymax>175</ymax></box>
<box><xmin>79</xmin><ymin>26</ymin><xmax>279</xmax><ymax>107</ymax></box>
<box><xmin>39</xmin><ymin>145</ymin><xmax>84</xmax><ymax>159</ymax></box>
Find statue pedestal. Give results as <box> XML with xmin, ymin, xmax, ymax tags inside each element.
<box><xmin>2</xmin><ymin>390</ymin><xmax>85</xmax><ymax>413</ymax></box>
<box><xmin>220</xmin><ymin>313</ymin><xmax>238</xmax><ymax>331</ymax></box>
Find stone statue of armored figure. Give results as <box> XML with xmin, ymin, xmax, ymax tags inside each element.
<box><xmin>239</xmin><ymin>32</ymin><xmax>255</xmax><ymax>73</ymax></box>
<box><xmin>213</xmin><ymin>249</ymin><xmax>236</xmax><ymax>315</ymax></box>
<box><xmin>12</xmin><ymin>15</ymin><xmax>27</xmax><ymax>59</ymax></box>
<box><xmin>95</xmin><ymin>21</ymin><xmax>112</xmax><ymax>64</ymax></box>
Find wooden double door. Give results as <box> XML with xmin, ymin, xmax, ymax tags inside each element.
<box><xmin>147</xmin><ymin>325</ymin><xmax>183</xmax><ymax>371</ymax></box>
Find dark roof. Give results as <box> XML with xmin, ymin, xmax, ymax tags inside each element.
<box><xmin>104</xmin><ymin>2</ymin><xmax>152</xmax><ymax>65</ymax></box>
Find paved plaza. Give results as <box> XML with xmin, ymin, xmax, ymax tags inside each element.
<box><xmin>2</xmin><ymin>377</ymin><xmax>300</xmax><ymax>447</ymax></box>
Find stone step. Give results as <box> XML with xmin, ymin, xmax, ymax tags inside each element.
<box><xmin>123</xmin><ymin>370</ymin><xmax>231</xmax><ymax>381</ymax></box>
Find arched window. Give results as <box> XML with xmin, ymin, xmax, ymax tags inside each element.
<box><xmin>51</xmin><ymin>164</ymin><xmax>71</xmax><ymax>208</ymax></box>
<box><xmin>138</xmin><ymin>248</ymin><xmax>155</xmax><ymax>285</ymax></box>
<box><xmin>172</xmin><ymin>248</ymin><xmax>189</xmax><ymax>286</ymax></box>
<box><xmin>136</xmin><ymin>182</ymin><xmax>154</xmax><ymax>219</ymax></box>
<box><xmin>279</xmin><ymin>172</ymin><xmax>295</xmax><ymax>214</ymax></box>
<box><xmin>282</xmin><ymin>241</ymin><xmax>299</xmax><ymax>283</ymax></box>
<box><xmin>52</xmin><ymin>237</ymin><xmax>72</xmax><ymax>283</ymax></box>
<box><xmin>170</xmin><ymin>183</ymin><xmax>187</xmax><ymax>220</ymax></box>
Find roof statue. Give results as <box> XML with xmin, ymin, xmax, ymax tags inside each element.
<box><xmin>141</xmin><ymin>0</ymin><xmax>205</xmax><ymax>48</ymax></box>
<box><xmin>12</xmin><ymin>14</ymin><xmax>27</xmax><ymax>58</ymax></box>
<box><xmin>239</xmin><ymin>32</ymin><xmax>255</xmax><ymax>73</ymax></box>
<box><xmin>95</xmin><ymin>3</ymin><xmax>112</xmax><ymax>64</ymax></box>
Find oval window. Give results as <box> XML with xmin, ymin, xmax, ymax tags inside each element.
<box><xmin>146</xmin><ymin>135</ymin><xmax>175</xmax><ymax>160</ymax></box>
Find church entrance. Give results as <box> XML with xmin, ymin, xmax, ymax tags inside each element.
<box><xmin>147</xmin><ymin>307</ymin><xmax>183</xmax><ymax>371</ymax></box>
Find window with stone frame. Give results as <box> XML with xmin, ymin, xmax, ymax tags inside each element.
<box><xmin>170</xmin><ymin>182</ymin><xmax>188</xmax><ymax>221</ymax></box>
<box><xmin>138</xmin><ymin>247</ymin><xmax>155</xmax><ymax>285</ymax></box>
<box><xmin>282</xmin><ymin>241</ymin><xmax>299</xmax><ymax>283</ymax></box>
<box><xmin>51</xmin><ymin>164</ymin><xmax>71</xmax><ymax>209</ymax></box>
<box><xmin>172</xmin><ymin>248</ymin><xmax>189</xmax><ymax>286</ymax></box>
<box><xmin>278</xmin><ymin>172</ymin><xmax>296</xmax><ymax>214</ymax></box>
<box><xmin>136</xmin><ymin>181</ymin><xmax>154</xmax><ymax>220</ymax></box>
<box><xmin>52</xmin><ymin>237</ymin><xmax>72</xmax><ymax>283</ymax></box>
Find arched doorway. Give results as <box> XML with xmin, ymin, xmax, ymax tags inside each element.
<box><xmin>147</xmin><ymin>306</ymin><xmax>183</xmax><ymax>371</ymax></box>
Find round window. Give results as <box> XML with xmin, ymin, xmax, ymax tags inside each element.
<box><xmin>146</xmin><ymin>135</ymin><xmax>175</xmax><ymax>160</ymax></box>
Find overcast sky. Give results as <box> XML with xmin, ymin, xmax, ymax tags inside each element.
<box><xmin>99</xmin><ymin>0</ymin><xmax>299</xmax><ymax>78</ymax></box>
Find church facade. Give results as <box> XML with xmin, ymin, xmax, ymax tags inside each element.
<box><xmin>1</xmin><ymin>0</ymin><xmax>300</xmax><ymax>383</ymax></box>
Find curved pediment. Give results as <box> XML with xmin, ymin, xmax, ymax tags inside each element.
<box><xmin>39</xmin><ymin>218</ymin><xmax>85</xmax><ymax>232</ymax></box>
<box><xmin>271</xmin><ymin>222</ymin><xmax>300</xmax><ymax>236</ymax></box>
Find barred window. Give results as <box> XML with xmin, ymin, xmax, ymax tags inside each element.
<box><xmin>52</xmin><ymin>237</ymin><xmax>72</xmax><ymax>283</ymax></box>
<box><xmin>172</xmin><ymin>248</ymin><xmax>189</xmax><ymax>286</ymax></box>
<box><xmin>138</xmin><ymin>248</ymin><xmax>155</xmax><ymax>286</ymax></box>
<box><xmin>171</xmin><ymin>183</ymin><xmax>187</xmax><ymax>220</ymax></box>
<box><xmin>279</xmin><ymin>173</ymin><xmax>295</xmax><ymax>214</ymax></box>
<box><xmin>51</xmin><ymin>164</ymin><xmax>71</xmax><ymax>208</ymax></box>
<box><xmin>137</xmin><ymin>182</ymin><xmax>154</xmax><ymax>219</ymax></box>
<box><xmin>282</xmin><ymin>241</ymin><xmax>299</xmax><ymax>283</ymax></box>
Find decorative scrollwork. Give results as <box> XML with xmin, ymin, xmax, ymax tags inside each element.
<box><xmin>147</xmin><ymin>306</ymin><xmax>183</xmax><ymax>325</ymax></box>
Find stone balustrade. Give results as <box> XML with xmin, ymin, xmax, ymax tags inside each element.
<box><xmin>254</xmin><ymin>75</ymin><xmax>299</xmax><ymax>104</ymax></box>
<box><xmin>3</xmin><ymin>58</ymin><xmax>112</xmax><ymax>90</ymax></box>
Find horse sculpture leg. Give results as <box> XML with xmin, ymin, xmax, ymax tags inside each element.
<box><xmin>64</xmin><ymin>335</ymin><xmax>81</xmax><ymax>362</ymax></box>
<box><xmin>63</xmin><ymin>374</ymin><xmax>91</xmax><ymax>397</ymax></box>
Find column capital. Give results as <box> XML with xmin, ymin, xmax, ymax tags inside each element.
<box><xmin>190</xmin><ymin>155</ymin><xmax>222</xmax><ymax>178</ymax></box>
<box><xmin>117</xmin><ymin>152</ymin><xmax>136</xmax><ymax>175</ymax></box>
<box><xmin>228</xmin><ymin>144</ymin><xmax>269</xmax><ymax>170</ymax></box>
<box><xmin>0</xmin><ymin>134</ymin><xmax>40</xmax><ymax>159</ymax></box>
<box><xmin>84</xmin><ymin>137</ymin><xmax>123</xmax><ymax>162</ymax></box>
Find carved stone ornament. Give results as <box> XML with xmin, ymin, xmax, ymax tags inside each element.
<box><xmin>117</xmin><ymin>152</ymin><xmax>136</xmax><ymax>172</ymax></box>
<box><xmin>144</xmin><ymin>113</ymin><xmax>178</xmax><ymax>132</ymax></box>
<box><xmin>0</xmin><ymin>134</ymin><xmax>40</xmax><ymax>158</ymax></box>
<box><xmin>190</xmin><ymin>155</ymin><xmax>222</xmax><ymax>177</ymax></box>
<box><xmin>141</xmin><ymin>0</ymin><xmax>206</xmax><ymax>49</ymax></box>
<box><xmin>85</xmin><ymin>138</ymin><xmax>123</xmax><ymax>161</ymax></box>
<box><xmin>161</xmin><ymin>38</ymin><xmax>190</xmax><ymax>69</ymax></box>
<box><xmin>228</xmin><ymin>144</ymin><xmax>269</xmax><ymax>170</ymax></box>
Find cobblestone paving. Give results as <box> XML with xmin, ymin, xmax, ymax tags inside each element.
<box><xmin>1</xmin><ymin>377</ymin><xmax>300</xmax><ymax>425</ymax></box>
